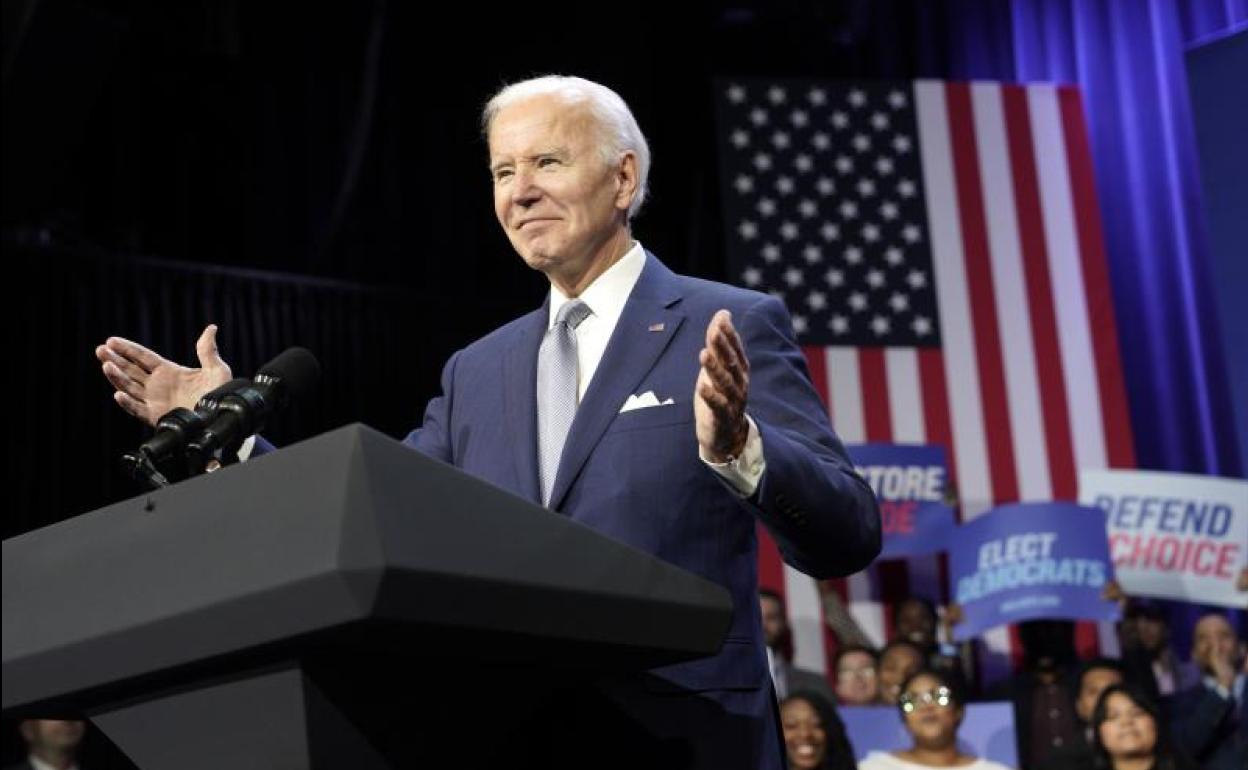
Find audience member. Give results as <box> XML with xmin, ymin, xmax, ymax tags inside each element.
<box><xmin>1169</xmin><ymin>612</ymin><xmax>1246</xmax><ymax>770</ymax></box>
<box><xmin>781</xmin><ymin>691</ymin><xmax>858</xmax><ymax>770</ymax></box>
<box><xmin>1119</xmin><ymin>600</ymin><xmax>1199</xmax><ymax>702</ymax></box>
<box><xmin>836</xmin><ymin>645</ymin><xmax>881</xmax><ymax>706</ymax></box>
<box><xmin>1037</xmin><ymin>658</ymin><xmax>1127</xmax><ymax>770</ymax></box>
<box><xmin>857</xmin><ymin>669</ymin><xmax>1011</xmax><ymax>770</ymax></box>
<box><xmin>895</xmin><ymin>598</ymin><xmax>974</xmax><ymax>698</ymax></box>
<box><xmin>1091</xmin><ymin>683</ymin><xmax>1195</xmax><ymax>770</ymax></box>
<box><xmin>878</xmin><ymin>641</ymin><xmax>926</xmax><ymax>706</ymax></box>
<box><xmin>7</xmin><ymin>720</ymin><xmax>85</xmax><ymax>770</ymax></box>
<box><xmin>987</xmin><ymin>619</ymin><xmax>1081</xmax><ymax>770</ymax></box>
<box><xmin>761</xmin><ymin>588</ymin><xmax>837</xmax><ymax>702</ymax></box>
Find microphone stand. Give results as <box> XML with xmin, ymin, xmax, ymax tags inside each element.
<box><xmin>119</xmin><ymin>449</ymin><xmax>171</xmax><ymax>490</ymax></box>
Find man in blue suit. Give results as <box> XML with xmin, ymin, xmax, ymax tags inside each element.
<box><xmin>96</xmin><ymin>75</ymin><xmax>880</xmax><ymax>768</ymax></box>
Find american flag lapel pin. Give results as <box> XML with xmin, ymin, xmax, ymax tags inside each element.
<box><xmin>648</xmin><ymin>322</ymin><xmax>665</xmax><ymax>332</ymax></box>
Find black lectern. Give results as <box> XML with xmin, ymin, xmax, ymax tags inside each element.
<box><xmin>3</xmin><ymin>424</ymin><xmax>733</xmax><ymax>769</ymax></box>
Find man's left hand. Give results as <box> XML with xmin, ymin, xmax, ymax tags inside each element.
<box><xmin>695</xmin><ymin>310</ymin><xmax>750</xmax><ymax>463</ymax></box>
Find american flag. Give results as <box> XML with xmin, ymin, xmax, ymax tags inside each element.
<box><xmin>714</xmin><ymin>79</ymin><xmax>1136</xmax><ymax>685</ymax></box>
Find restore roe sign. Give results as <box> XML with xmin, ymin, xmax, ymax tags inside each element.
<box><xmin>848</xmin><ymin>444</ymin><xmax>955</xmax><ymax>558</ymax></box>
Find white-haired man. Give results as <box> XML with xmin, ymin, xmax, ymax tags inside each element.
<box><xmin>97</xmin><ymin>75</ymin><xmax>880</xmax><ymax>769</ymax></box>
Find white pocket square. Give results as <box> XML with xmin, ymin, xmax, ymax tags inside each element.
<box><xmin>619</xmin><ymin>391</ymin><xmax>675</xmax><ymax>413</ymax></box>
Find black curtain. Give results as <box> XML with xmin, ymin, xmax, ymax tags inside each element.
<box><xmin>10</xmin><ymin>242</ymin><xmax>522</xmax><ymax>538</ymax></box>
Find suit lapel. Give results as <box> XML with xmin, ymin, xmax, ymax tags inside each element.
<box><xmin>502</xmin><ymin>306</ymin><xmax>547</xmax><ymax>504</ymax></box>
<box><xmin>549</xmin><ymin>254</ymin><xmax>685</xmax><ymax>510</ymax></box>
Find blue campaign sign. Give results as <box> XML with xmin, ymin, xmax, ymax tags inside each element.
<box><xmin>848</xmin><ymin>444</ymin><xmax>956</xmax><ymax>558</ymax></box>
<box><xmin>947</xmin><ymin>502</ymin><xmax>1119</xmax><ymax>641</ymax></box>
<box><xmin>840</xmin><ymin>702</ymin><xmax>1018</xmax><ymax>767</ymax></box>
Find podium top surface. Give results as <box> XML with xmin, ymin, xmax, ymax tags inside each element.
<box><xmin>3</xmin><ymin>424</ymin><xmax>732</xmax><ymax>714</ymax></box>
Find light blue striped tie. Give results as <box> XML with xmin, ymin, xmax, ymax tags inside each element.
<box><xmin>537</xmin><ymin>299</ymin><xmax>592</xmax><ymax>506</ymax></box>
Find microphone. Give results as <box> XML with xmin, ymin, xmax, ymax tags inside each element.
<box><xmin>140</xmin><ymin>379</ymin><xmax>252</xmax><ymax>463</ymax></box>
<box><xmin>184</xmin><ymin>347</ymin><xmax>320</xmax><ymax>473</ymax></box>
<box><xmin>120</xmin><ymin>378</ymin><xmax>251</xmax><ymax>489</ymax></box>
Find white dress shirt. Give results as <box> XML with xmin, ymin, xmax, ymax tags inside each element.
<box><xmin>29</xmin><ymin>756</ymin><xmax>79</xmax><ymax>770</ymax></box>
<box><xmin>548</xmin><ymin>241</ymin><xmax>765</xmax><ymax>496</ymax></box>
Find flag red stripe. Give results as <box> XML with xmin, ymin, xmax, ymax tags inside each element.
<box><xmin>879</xmin><ymin>561</ymin><xmax>911</xmax><ymax>643</ymax></box>
<box><xmin>858</xmin><ymin>348</ymin><xmax>907</xmax><ymax>644</ymax></box>
<box><xmin>945</xmin><ymin>82</ymin><xmax>1019</xmax><ymax>503</ymax></box>
<box><xmin>804</xmin><ymin>345</ymin><xmax>831</xmax><ymax>413</ymax></box>
<box><xmin>919</xmin><ymin>349</ymin><xmax>958</xmax><ymax>613</ymax></box>
<box><xmin>859</xmin><ymin>348</ymin><xmax>893</xmax><ymax>442</ymax></box>
<box><xmin>1008</xmin><ymin>623</ymin><xmax>1025</xmax><ymax>671</ymax></box>
<box><xmin>1002</xmin><ymin>85</ymin><xmax>1078</xmax><ymax>500</ymax></box>
<box><xmin>757</xmin><ymin>524</ymin><xmax>786</xmax><ymax>596</ymax></box>
<box><xmin>1075</xmin><ymin>621</ymin><xmax>1101</xmax><ymax>660</ymax></box>
<box><xmin>918</xmin><ymin>348</ymin><xmax>957</xmax><ymax>493</ymax></box>
<box><xmin>1058</xmin><ymin>88</ymin><xmax>1136</xmax><ymax>469</ymax></box>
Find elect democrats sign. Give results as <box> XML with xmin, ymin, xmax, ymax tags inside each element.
<box><xmin>1080</xmin><ymin>469</ymin><xmax>1248</xmax><ymax>609</ymax></box>
<box><xmin>848</xmin><ymin>444</ymin><xmax>955</xmax><ymax>558</ymax></box>
<box><xmin>947</xmin><ymin>502</ymin><xmax>1118</xmax><ymax>640</ymax></box>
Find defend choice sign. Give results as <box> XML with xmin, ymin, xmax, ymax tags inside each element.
<box><xmin>848</xmin><ymin>444</ymin><xmax>955</xmax><ymax>558</ymax></box>
<box><xmin>1080</xmin><ymin>469</ymin><xmax>1248</xmax><ymax>609</ymax></box>
<box><xmin>948</xmin><ymin>502</ymin><xmax>1117</xmax><ymax>640</ymax></box>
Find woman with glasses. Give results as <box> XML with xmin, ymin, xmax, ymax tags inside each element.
<box><xmin>1090</xmin><ymin>683</ymin><xmax>1194</xmax><ymax>770</ymax></box>
<box><xmin>858</xmin><ymin>670</ymin><xmax>1013</xmax><ymax>770</ymax></box>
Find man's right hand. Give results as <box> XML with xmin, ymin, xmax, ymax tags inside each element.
<box><xmin>95</xmin><ymin>325</ymin><xmax>232</xmax><ymax>427</ymax></box>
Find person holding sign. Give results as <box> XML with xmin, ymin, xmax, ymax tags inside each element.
<box><xmin>857</xmin><ymin>670</ymin><xmax>1013</xmax><ymax>770</ymax></box>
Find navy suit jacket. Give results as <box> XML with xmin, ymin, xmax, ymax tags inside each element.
<box><xmin>402</xmin><ymin>252</ymin><xmax>880</xmax><ymax>767</ymax></box>
<box><xmin>1171</xmin><ymin>679</ymin><xmax>1248</xmax><ymax>770</ymax></box>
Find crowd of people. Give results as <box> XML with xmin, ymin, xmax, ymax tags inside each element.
<box><xmin>763</xmin><ymin>591</ymin><xmax>1246</xmax><ymax>770</ymax></box>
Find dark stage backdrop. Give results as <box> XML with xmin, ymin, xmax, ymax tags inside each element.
<box><xmin>6</xmin><ymin>0</ymin><xmax>947</xmax><ymax>529</ymax></box>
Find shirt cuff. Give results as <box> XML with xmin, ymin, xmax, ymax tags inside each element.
<box><xmin>236</xmin><ymin>435</ymin><xmax>257</xmax><ymax>462</ymax></box>
<box><xmin>700</xmin><ymin>415</ymin><xmax>765</xmax><ymax>497</ymax></box>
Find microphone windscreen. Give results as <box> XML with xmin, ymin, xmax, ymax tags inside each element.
<box><xmin>256</xmin><ymin>347</ymin><xmax>321</xmax><ymax>403</ymax></box>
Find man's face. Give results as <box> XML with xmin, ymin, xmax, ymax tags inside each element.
<box><xmin>878</xmin><ymin>645</ymin><xmax>924</xmax><ymax>704</ymax></box>
<box><xmin>1134</xmin><ymin>616</ymin><xmax>1167</xmax><ymax>653</ymax></box>
<box><xmin>1192</xmin><ymin>614</ymin><xmax>1240</xmax><ymax>672</ymax></box>
<box><xmin>1020</xmin><ymin>619</ymin><xmax>1075</xmax><ymax>672</ymax></box>
<box><xmin>835</xmin><ymin>650</ymin><xmax>878</xmax><ymax>705</ymax></box>
<box><xmin>896</xmin><ymin>600</ymin><xmax>937</xmax><ymax>649</ymax></box>
<box><xmin>760</xmin><ymin>594</ymin><xmax>787</xmax><ymax>649</ymax></box>
<box><xmin>20</xmin><ymin>719</ymin><xmax>85</xmax><ymax>752</ymax></box>
<box><xmin>1077</xmin><ymin>667</ymin><xmax>1124</xmax><ymax>723</ymax></box>
<box><xmin>488</xmin><ymin>95</ymin><xmax>634</xmax><ymax>283</ymax></box>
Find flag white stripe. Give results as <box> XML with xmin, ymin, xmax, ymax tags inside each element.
<box><xmin>886</xmin><ymin>348</ymin><xmax>925</xmax><ymax>443</ymax></box>
<box><xmin>784</xmin><ymin>564</ymin><xmax>828</xmax><ymax>673</ymax></box>
<box><xmin>1097</xmin><ymin>621</ymin><xmax>1121</xmax><ymax>658</ymax></box>
<box><xmin>971</xmin><ymin>83</ymin><xmax>1052</xmax><ymax>502</ymax></box>
<box><xmin>848</xmin><ymin>568</ymin><xmax>887</xmax><ymax>648</ymax></box>
<box><xmin>915</xmin><ymin>81</ymin><xmax>994</xmax><ymax>518</ymax></box>
<box><xmin>826</xmin><ymin>348</ymin><xmax>865</xmax><ymax>443</ymax></box>
<box><xmin>883</xmin><ymin>348</ymin><xmax>945</xmax><ymax>643</ymax></box>
<box><xmin>1028</xmin><ymin>85</ymin><xmax>1109</xmax><ymax>475</ymax></box>
<box><xmin>829</xmin><ymin>347</ymin><xmax>887</xmax><ymax>649</ymax></box>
